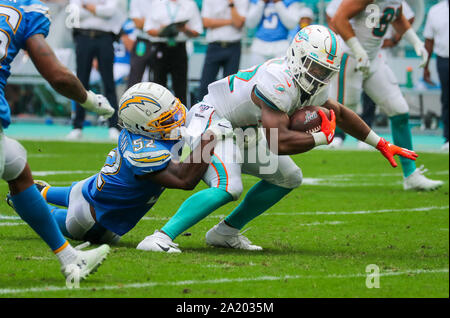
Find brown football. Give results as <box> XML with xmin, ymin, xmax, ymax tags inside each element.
<box><xmin>289</xmin><ymin>106</ymin><xmax>331</xmax><ymax>134</ymax></box>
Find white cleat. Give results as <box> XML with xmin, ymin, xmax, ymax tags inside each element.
<box><xmin>441</xmin><ymin>142</ymin><xmax>449</xmax><ymax>153</ymax></box>
<box><xmin>403</xmin><ymin>165</ymin><xmax>444</xmax><ymax>191</ymax></box>
<box><xmin>61</xmin><ymin>242</ymin><xmax>110</xmax><ymax>282</ymax></box>
<box><xmin>137</xmin><ymin>231</ymin><xmax>181</xmax><ymax>253</ymax></box>
<box><xmin>328</xmin><ymin>136</ymin><xmax>343</xmax><ymax>149</ymax></box>
<box><xmin>66</xmin><ymin>128</ymin><xmax>83</xmax><ymax>140</ymax></box>
<box><xmin>205</xmin><ymin>222</ymin><xmax>263</xmax><ymax>251</ymax></box>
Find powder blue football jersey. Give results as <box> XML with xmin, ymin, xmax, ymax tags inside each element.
<box><xmin>0</xmin><ymin>0</ymin><xmax>51</xmax><ymax>128</ymax></box>
<box><xmin>250</xmin><ymin>0</ymin><xmax>300</xmax><ymax>42</ymax></box>
<box><xmin>82</xmin><ymin>129</ymin><xmax>179</xmax><ymax>236</ymax></box>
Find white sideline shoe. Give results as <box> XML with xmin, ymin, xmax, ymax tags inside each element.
<box><xmin>328</xmin><ymin>136</ymin><xmax>343</xmax><ymax>149</ymax></box>
<box><xmin>403</xmin><ymin>165</ymin><xmax>444</xmax><ymax>191</ymax></box>
<box><xmin>61</xmin><ymin>242</ymin><xmax>110</xmax><ymax>282</ymax></box>
<box><xmin>66</xmin><ymin>129</ymin><xmax>83</xmax><ymax>140</ymax></box>
<box><xmin>137</xmin><ymin>231</ymin><xmax>181</xmax><ymax>253</ymax></box>
<box><xmin>205</xmin><ymin>222</ymin><xmax>263</xmax><ymax>251</ymax></box>
<box><xmin>108</xmin><ymin>128</ymin><xmax>120</xmax><ymax>142</ymax></box>
<box><xmin>441</xmin><ymin>142</ymin><xmax>449</xmax><ymax>152</ymax></box>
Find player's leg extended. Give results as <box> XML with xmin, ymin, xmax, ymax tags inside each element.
<box><xmin>226</xmin><ymin>137</ymin><xmax>303</xmax><ymax>230</ymax></box>
<box><xmin>206</xmin><ymin>132</ymin><xmax>303</xmax><ymax>250</ymax></box>
<box><xmin>363</xmin><ymin>57</ymin><xmax>443</xmax><ymax>190</ymax></box>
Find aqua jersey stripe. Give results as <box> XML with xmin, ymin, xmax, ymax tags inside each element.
<box><xmin>328</xmin><ymin>28</ymin><xmax>337</xmax><ymax>57</ymax></box>
<box><xmin>254</xmin><ymin>87</ymin><xmax>280</xmax><ymax>111</ymax></box>
<box><xmin>338</xmin><ymin>53</ymin><xmax>349</xmax><ymax>104</ymax></box>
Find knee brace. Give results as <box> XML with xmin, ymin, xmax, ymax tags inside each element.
<box><xmin>2</xmin><ymin>137</ymin><xmax>27</xmax><ymax>182</ymax></box>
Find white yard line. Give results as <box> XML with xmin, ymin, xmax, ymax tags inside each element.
<box><xmin>0</xmin><ymin>222</ymin><xmax>25</xmax><ymax>226</ymax></box>
<box><xmin>0</xmin><ymin>268</ymin><xmax>447</xmax><ymax>295</ymax></box>
<box><xmin>2</xmin><ymin>205</ymin><xmax>446</xmax><ymax>223</ymax></box>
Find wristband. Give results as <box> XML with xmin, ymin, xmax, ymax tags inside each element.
<box><xmin>312</xmin><ymin>132</ymin><xmax>327</xmax><ymax>146</ymax></box>
<box><xmin>364</xmin><ymin>130</ymin><xmax>381</xmax><ymax>148</ymax></box>
<box><xmin>346</xmin><ymin>37</ymin><xmax>366</xmax><ymax>57</ymax></box>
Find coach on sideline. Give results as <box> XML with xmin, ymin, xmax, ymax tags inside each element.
<box><xmin>67</xmin><ymin>0</ymin><xmax>123</xmax><ymax>141</ymax></box>
<box><xmin>197</xmin><ymin>0</ymin><xmax>249</xmax><ymax>102</ymax></box>
<box><xmin>423</xmin><ymin>0</ymin><xmax>449</xmax><ymax>152</ymax></box>
<box><xmin>128</xmin><ymin>0</ymin><xmax>154</xmax><ymax>88</ymax></box>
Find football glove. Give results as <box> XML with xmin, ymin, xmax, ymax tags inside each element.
<box><xmin>319</xmin><ymin>109</ymin><xmax>336</xmax><ymax>144</ymax></box>
<box><xmin>81</xmin><ymin>91</ymin><xmax>115</xmax><ymax>119</ymax></box>
<box><xmin>376</xmin><ymin>137</ymin><xmax>419</xmax><ymax>168</ymax></box>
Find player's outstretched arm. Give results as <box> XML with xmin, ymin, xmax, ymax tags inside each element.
<box><xmin>25</xmin><ymin>34</ymin><xmax>115</xmax><ymax>118</ymax></box>
<box><xmin>322</xmin><ymin>99</ymin><xmax>418</xmax><ymax>167</ymax></box>
<box><xmin>252</xmin><ymin>88</ymin><xmax>316</xmax><ymax>155</ymax></box>
<box><xmin>138</xmin><ymin>132</ymin><xmax>216</xmax><ymax>190</ymax></box>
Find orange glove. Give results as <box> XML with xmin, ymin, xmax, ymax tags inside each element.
<box><xmin>376</xmin><ymin>138</ymin><xmax>419</xmax><ymax>167</ymax></box>
<box><xmin>318</xmin><ymin>109</ymin><xmax>336</xmax><ymax>144</ymax></box>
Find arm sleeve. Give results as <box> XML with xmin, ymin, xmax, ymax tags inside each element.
<box><xmin>94</xmin><ymin>0</ymin><xmax>119</xmax><ymax>19</ymax></box>
<box><xmin>245</xmin><ymin>0</ymin><xmax>265</xmax><ymax>29</ymax></box>
<box><xmin>22</xmin><ymin>3</ymin><xmax>51</xmax><ymax>42</ymax></box>
<box><xmin>254</xmin><ymin>66</ymin><xmax>297</xmax><ymax>113</ymax></box>
<box><xmin>274</xmin><ymin>1</ymin><xmax>302</xmax><ymax>30</ymax></box>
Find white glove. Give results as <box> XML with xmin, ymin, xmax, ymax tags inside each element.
<box><xmin>81</xmin><ymin>91</ymin><xmax>115</xmax><ymax>119</ymax></box>
<box><xmin>346</xmin><ymin>37</ymin><xmax>371</xmax><ymax>79</ymax></box>
<box><xmin>403</xmin><ymin>28</ymin><xmax>428</xmax><ymax>68</ymax></box>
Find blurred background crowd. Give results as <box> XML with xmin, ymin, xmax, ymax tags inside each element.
<box><xmin>5</xmin><ymin>0</ymin><xmax>447</xmax><ymax>142</ymax></box>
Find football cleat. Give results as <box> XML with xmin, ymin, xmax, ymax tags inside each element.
<box><xmin>441</xmin><ymin>142</ymin><xmax>449</xmax><ymax>152</ymax></box>
<box><xmin>136</xmin><ymin>230</ymin><xmax>181</xmax><ymax>253</ymax></box>
<box><xmin>403</xmin><ymin>165</ymin><xmax>444</xmax><ymax>191</ymax></box>
<box><xmin>61</xmin><ymin>242</ymin><xmax>110</xmax><ymax>283</ymax></box>
<box><xmin>205</xmin><ymin>223</ymin><xmax>263</xmax><ymax>251</ymax></box>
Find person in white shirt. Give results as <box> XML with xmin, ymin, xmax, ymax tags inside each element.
<box><xmin>144</xmin><ymin>0</ymin><xmax>203</xmax><ymax>105</ymax></box>
<box><xmin>128</xmin><ymin>0</ymin><xmax>154</xmax><ymax>88</ymax></box>
<box><xmin>423</xmin><ymin>0</ymin><xmax>449</xmax><ymax>151</ymax></box>
<box><xmin>246</xmin><ymin>0</ymin><xmax>303</xmax><ymax>66</ymax></box>
<box><xmin>67</xmin><ymin>0</ymin><xmax>124</xmax><ymax>141</ymax></box>
<box><xmin>198</xmin><ymin>0</ymin><xmax>248</xmax><ymax>102</ymax></box>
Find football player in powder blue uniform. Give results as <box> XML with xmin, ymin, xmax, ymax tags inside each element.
<box><xmin>246</xmin><ymin>0</ymin><xmax>302</xmax><ymax>65</ymax></box>
<box><xmin>35</xmin><ymin>83</ymin><xmax>220</xmax><ymax>253</ymax></box>
<box><xmin>1</xmin><ymin>0</ymin><xmax>115</xmax><ymax>281</ymax></box>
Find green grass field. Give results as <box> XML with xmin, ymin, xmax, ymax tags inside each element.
<box><xmin>0</xmin><ymin>141</ymin><xmax>448</xmax><ymax>298</ymax></box>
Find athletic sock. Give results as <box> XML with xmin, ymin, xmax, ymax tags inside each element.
<box><xmin>161</xmin><ymin>187</ymin><xmax>233</xmax><ymax>240</ymax></box>
<box><xmin>10</xmin><ymin>185</ymin><xmax>67</xmax><ymax>252</ymax></box>
<box><xmin>225</xmin><ymin>180</ymin><xmax>292</xmax><ymax>230</ymax></box>
<box><xmin>45</xmin><ymin>186</ymin><xmax>72</xmax><ymax>207</ymax></box>
<box><xmin>390</xmin><ymin>113</ymin><xmax>416</xmax><ymax>177</ymax></box>
<box><xmin>48</xmin><ymin>206</ymin><xmax>73</xmax><ymax>239</ymax></box>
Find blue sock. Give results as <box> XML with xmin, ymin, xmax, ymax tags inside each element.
<box><xmin>162</xmin><ymin>188</ymin><xmax>233</xmax><ymax>240</ymax></box>
<box><xmin>11</xmin><ymin>185</ymin><xmax>67</xmax><ymax>251</ymax></box>
<box><xmin>48</xmin><ymin>206</ymin><xmax>73</xmax><ymax>239</ymax></box>
<box><xmin>45</xmin><ymin>186</ymin><xmax>72</xmax><ymax>207</ymax></box>
<box><xmin>390</xmin><ymin>113</ymin><xmax>416</xmax><ymax>177</ymax></box>
<box><xmin>226</xmin><ymin>181</ymin><xmax>293</xmax><ymax>230</ymax></box>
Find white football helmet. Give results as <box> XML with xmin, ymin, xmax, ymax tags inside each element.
<box><xmin>118</xmin><ymin>82</ymin><xmax>186</xmax><ymax>140</ymax></box>
<box><xmin>287</xmin><ymin>25</ymin><xmax>342</xmax><ymax>95</ymax></box>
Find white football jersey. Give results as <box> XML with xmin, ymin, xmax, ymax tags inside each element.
<box><xmin>327</xmin><ymin>0</ymin><xmax>403</xmax><ymax>60</ymax></box>
<box><xmin>203</xmin><ymin>58</ymin><xmax>329</xmax><ymax>128</ymax></box>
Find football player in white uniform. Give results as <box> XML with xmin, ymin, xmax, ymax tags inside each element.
<box><xmin>137</xmin><ymin>25</ymin><xmax>418</xmax><ymax>252</ymax></box>
<box><xmin>329</xmin><ymin>0</ymin><xmax>443</xmax><ymax>191</ymax></box>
